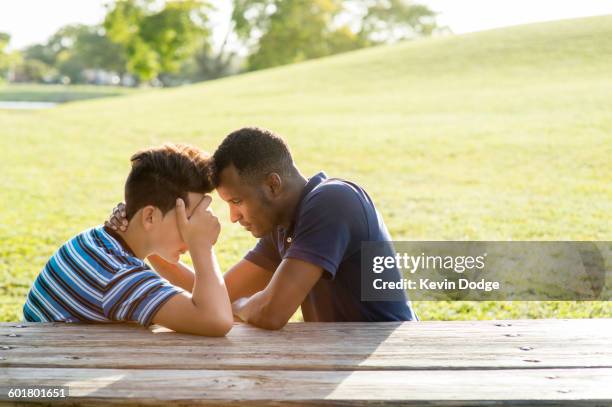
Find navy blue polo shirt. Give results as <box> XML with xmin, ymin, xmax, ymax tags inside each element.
<box><xmin>244</xmin><ymin>172</ymin><xmax>417</xmax><ymax>322</ymax></box>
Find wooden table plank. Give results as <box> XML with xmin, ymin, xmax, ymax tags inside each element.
<box><xmin>2</xmin><ymin>367</ymin><xmax>611</xmax><ymax>405</ymax></box>
<box><xmin>2</xmin><ymin>320</ymin><xmax>611</xmax><ymax>371</ymax></box>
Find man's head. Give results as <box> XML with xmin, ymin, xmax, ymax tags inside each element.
<box><xmin>212</xmin><ymin>127</ymin><xmax>300</xmax><ymax>238</ymax></box>
<box><xmin>124</xmin><ymin>143</ymin><xmax>213</xmax><ymax>263</ymax></box>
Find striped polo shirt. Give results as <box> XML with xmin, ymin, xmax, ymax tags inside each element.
<box><xmin>23</xmin><ymin>226</ymin><xmax>183</xmax><ymax>327</ymax></box>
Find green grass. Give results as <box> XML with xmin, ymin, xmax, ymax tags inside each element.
<box><xmin>1</xmin><ymin>16</ymin><xmax>611</xmax><ymax>322</ymax></box>
<box><xmin>0</xmin><ymin>84</ymin><xmax>139</xmax><ymax>103</ymax></box>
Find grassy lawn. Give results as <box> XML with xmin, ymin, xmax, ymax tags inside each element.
<box><xmin>1</xmin><ymin>16</ymin><xmax>611</xmax><ymax>322</ymax></box>
<box><xmin>0</xmin><ymin>83</ymin><xmax>139</xmax><ymax>103</ymax></box>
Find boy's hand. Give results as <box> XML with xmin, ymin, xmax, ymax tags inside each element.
<box><xmin>176</xmin><ymin>196</ymin><xmax>220</xmax><ymax>249</ymax></box>
<box><xmin>105</xmin><ymin>202</ymin><xmax>128</xmax><ymax>231</ymax></box>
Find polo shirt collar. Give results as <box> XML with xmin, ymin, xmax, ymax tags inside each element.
<box><xmin>283</xmin><ymin>171</ymin><xmax>328</xmax><ymax>238</ymax></box>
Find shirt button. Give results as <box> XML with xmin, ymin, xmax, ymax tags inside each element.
<box><xmin>286</xmin><ymin>237</ymin><xmax>292</xmax><ymax>243</ymax></box>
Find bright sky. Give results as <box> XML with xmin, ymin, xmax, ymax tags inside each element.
<box><xmin>1</xmin><ymin>0</ymin><xmax>611</xmax><ymax>50</ymax></box>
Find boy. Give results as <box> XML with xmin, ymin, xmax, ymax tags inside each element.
<box><xmin>23</xmin><ymin>144</ymin><xmax>233</xmax><ymax>336</ymax></box>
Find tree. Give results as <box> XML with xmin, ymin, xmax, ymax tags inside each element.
<box><xmin>232</xmin><ymin>0</ymin><xmax>356</xmax><ymax>70</ymax></box>
<box><xmin>192</xmin><ymin>46</ymin><xmax>234</xmax><ymax>80</ymax></box>
<box><xmin>0</xmin><ymin>33</ymin><xmax>10</xmax><ymax>80</ymax></box>
<box><xmin>19</xmin><ymin>25</ymin><xmax>126</xmax><ymax>84</ymax></box>
<box><xmin>23</xmin><ymin>44</ymin><xmax>56</xmax><ymax>67</ymax></box>
<box><xmin>354</xmin><ymin>0</ymin><xmax>438</xmax><ymax>43</ymax></box>
<box><xmin>51</xmin><ymin>25</ymin><xmax>127</xmax><ymax>83</ymax></box>
<box><xmin>0</xmin><ymin>33</ymin><xmax>26</xmax><ymax>83</ymax></box>
<box><xmin>191</xmin><ymin>1</ymin><xmax>239</xmax><ymax>81</ymax></box>
<box><xmin>232</xmin><ymin>0</ymin><xmax>438</xmax><ymax>71</ymax></box>
<box><xmin>104</xmin><ymin>0</ymin><xmax>211</xmax><ymax>83</ymax></box>
<box><xmin>13</xmin><ymin>58</ymin><xmax>56</xmax><ymax>83</ymax></box>
<box><xmin>72</xmin><ymin>26</ymin><xmax>127</xmax><ymax>73</ymax></box>
<box><xmin>253</xmin><ymin>0</ymin><xmax>364</xmax><ymax>70</ymax></box>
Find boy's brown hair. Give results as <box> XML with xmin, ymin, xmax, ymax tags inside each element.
<box><xmin>124</xmin><ymin>143</ymin><xmax>213</xmax><ymax>220</ymax></box>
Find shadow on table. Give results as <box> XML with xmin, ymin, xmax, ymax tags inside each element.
<box><xmin>54</xmin><ymin>321</ymin><xmax>406</xmax><ymax>403</ymax></box>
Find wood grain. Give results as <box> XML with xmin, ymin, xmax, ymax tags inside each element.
<box><xmin>1</xmin><ymin>320</ymin><xmax>610</xmax><ymax>371</ymax></box>
<box><xmin>1</xmin><ymin>319</ymin><xmax>610</xmax><ymax>405</ymax></box>
<box><xmin>2</xmin><ymin>367</ymin><xmax>611</xmax><ymax>405</ymax></box>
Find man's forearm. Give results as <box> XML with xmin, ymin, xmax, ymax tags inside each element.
<box><xmin>233</xmin><ymin>292</ymin><xmax>286</xmax><ymax>330</ymax></box>
<box><xmin>148</xmin><ymin>254</ymin><xmax>195</xmax><ymax>292</ymax></box>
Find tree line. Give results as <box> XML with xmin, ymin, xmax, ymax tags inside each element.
<box><xmin>0</xmin><ymin>0</ymin><xmax>441</xmax><ymax>87</ymax></box>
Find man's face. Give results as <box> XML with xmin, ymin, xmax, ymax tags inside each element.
<box><xmin>149</xmin><ymin>191</ymin><xmax>205</xmax><ymax>263</ymax></box>
<box><xmin>216</xmin><ymin>165</ymin><xmax>279</xmax><ymax>238</ymax></box>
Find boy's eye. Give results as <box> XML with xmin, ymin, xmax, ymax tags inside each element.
<box><xmin>231</xmin><ymin>199</ymin><xmax>241</xmax><ymax>205</ymax></box>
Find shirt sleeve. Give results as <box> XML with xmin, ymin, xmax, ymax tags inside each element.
<box><xmin>284</xmin><ymin>183</ymin><xmax>366</xmax><ymax>279</ymax></box>
<box><xmin>103</xmin><ymin>265</ymin><xmax>184</xmax><ymax>327</ymax></box>
<box><xmin>244</xmin><ymin>233</ymin><xmax>282</xmax><ymax>271</ymax></box>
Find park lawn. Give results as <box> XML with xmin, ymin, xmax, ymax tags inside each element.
<box><xmin>1</xmin><ymin>16</ymin><xmax>611</xmax><ymax>322</ymax></box>
<box><xmin>0</xmin><ymin>83</ymin><xmax>140</xmax><ymax>103</ymax></box>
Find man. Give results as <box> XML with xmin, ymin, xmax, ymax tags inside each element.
<box><xmin>109</xmin><ymin>128</ymin><xmax>417</xmax><ymax>329</ymax></box>
<box><xmin>26</xmin><ymin>144</ymin><xmax>233</xmax><ymax>336</ymax></box>
<box><xmin>213</xmin><ymin>127</ymin><xmax>417</xmax><ymax>328</ymax></box>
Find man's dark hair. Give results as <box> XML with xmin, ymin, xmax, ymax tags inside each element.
<box><xmin>124</xmin><ymin>143</ymin><xmax>213</xmax><ymax>220</ymax></box>
<box><xmin>212</xmin><ymin>127</ymin><xmax>295</xmax><ymax>186</ymax></box>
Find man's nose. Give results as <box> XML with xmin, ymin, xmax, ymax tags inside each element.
<box><xmin>229</xmin><ymin>206</ymin><xmax>241</xmax><ymax>223</ymax></box>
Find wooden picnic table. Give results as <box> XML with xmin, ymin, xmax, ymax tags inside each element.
<box><xmin>1</xmin><ymin>318</ymin><xmax>611</xmax><ymax>405</ymax></box>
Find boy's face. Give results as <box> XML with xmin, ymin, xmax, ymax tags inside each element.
<box><xmin>147</xmin><ymin>191</ymin><xmax>205</xmax><ymax>264</ymax></box>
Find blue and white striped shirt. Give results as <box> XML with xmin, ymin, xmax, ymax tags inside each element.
<box><xmin>23</xmin><ymin>226</ymin><xmax>183</xmax><ymax>327</ymax></box>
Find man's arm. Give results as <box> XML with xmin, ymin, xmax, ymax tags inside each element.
<box><xmin>224</xmin><ymin>259</ymin><xmax>274</xmax><ymax>303</ymax></box>
<box><xmin>148</xmin><ymin>254</ymin><xmax>195</xmax><ymax>292</ymax></box>
<box><xmin>232</xmin><ymin>258</ymin><xmax>323</xmax><ymax>330</ymax></box>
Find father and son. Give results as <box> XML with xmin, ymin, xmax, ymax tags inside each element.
<box><xmin>23</xmin><ymin>127</ymin><xmax>417</xmax><ymax>335</ymax></box>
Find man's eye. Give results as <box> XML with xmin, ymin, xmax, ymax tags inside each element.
<box><xmin>231</xmin><ymin>199</ymin><xmax>241</xmax><ymax>205</ymax></box>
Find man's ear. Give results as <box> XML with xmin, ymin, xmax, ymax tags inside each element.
<box><xmin>265</xmin><ymin>172</ymin><xmax>282</xmax><ymax>196</ymax></box>
<box><xmin>140</xmin><ymin>206</ymin><xmax>157</xmax><ymax>231</ymax></box>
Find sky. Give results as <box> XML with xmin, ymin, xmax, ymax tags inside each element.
<box><xmin>1</xmin><ymin>0</ymin><xmax>612</xmax><ymax>51</ymax></box>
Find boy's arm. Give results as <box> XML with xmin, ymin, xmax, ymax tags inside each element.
<box><xmin>151</xmin><ymin>197</ymin><xmax>233</xmax><ymax>336</ymax></box>
<box><xmin>149</xmin><ymin>250</ymin><xmax>274</xmax><ymax>301</ymax></box>
<box><xmin>109</xmin><ymin>203</ymin><xmax>271</xmax><ymax>298</ymax></box>
<box><xmin>153</xmin><ymin>247</ymin><xmax>232</xmax><ymax>335</ymax></box>
<box><xmin>148</xmin><ymin>255</ymin><xmax>195</xmax><ymax>292</ymax></box>
<box><xmin>108</xmin><ymin>203</ymin><xmax>207</xmax><ymax>294</ymax></box>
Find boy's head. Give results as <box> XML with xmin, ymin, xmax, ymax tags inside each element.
<box><xmin>212</xmin><ymin>127</ymin><xmax>297</xmax><ymax>238</ymax></box>
<box><xmin>124</xmin><ymin>143</ymin><xmax>213</xmax><ymax>263</ymax></box>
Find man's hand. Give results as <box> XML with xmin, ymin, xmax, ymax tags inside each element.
<box><xmin>105</xmin><ymin>202</ymin><xmax>128</xmax><ymax>232</ymax></box>
<box><xmin>175</xmin><ymin>196</ymin><xmax>220</xmax><ymax>249</ymax></box>
<box><xmin>224</xmin><ymin>259</ymin><xmax>274</xmax><ymax>303</ymax></box>
<box><xmin>231</xmin><ymin>297</ymin><xmax>249</xmax><ymax>322</ymax></box>
<box><xmin>230</xmin><ymin>258</ymin><xmax>324</xmax><ymax>330</ymax></box>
